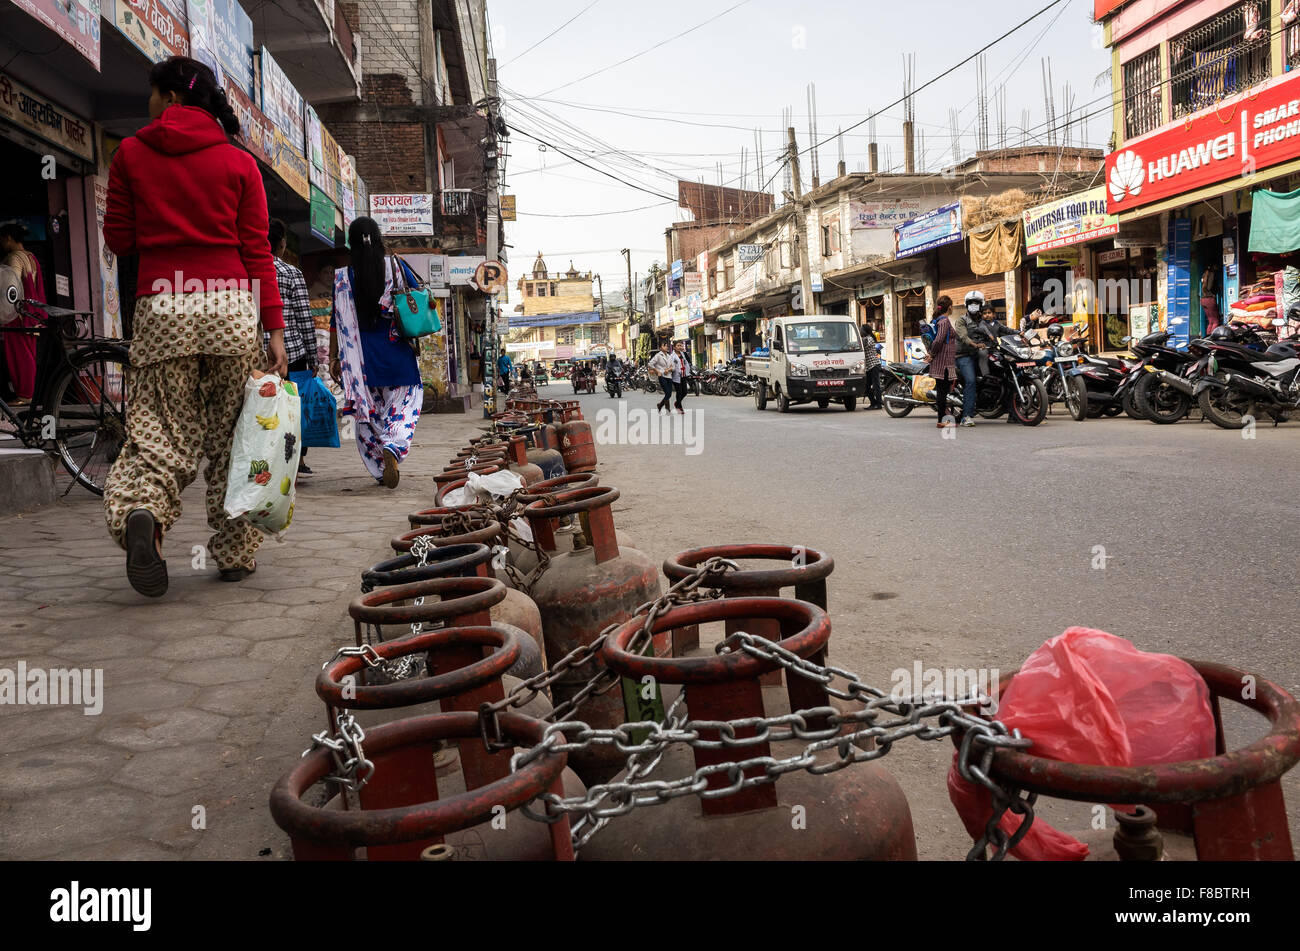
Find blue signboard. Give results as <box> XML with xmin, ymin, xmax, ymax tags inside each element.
<box><xmin>671</xmin><ymin>259</ymin><xmax>684</xmax><ymax>281</ymax></box>
<box><xmin>895</xmin><ymin>202</ymin><xmax>963</xmax><ymax>258</ymax></box>
<box><xmin>1167</xmin><ymin>217</ymin><xmax>1192</xmax><ymax>349</ymax></box>
<box><xmin>212</xmin><ymin>0</ymin><xmax>256</xmax><ymax>101</ymax></box>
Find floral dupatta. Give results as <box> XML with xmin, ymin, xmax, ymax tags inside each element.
<box><xmin>333</xmin><ymin>261</ymin><xmax>395</xmax><ymax>418</ymax></box>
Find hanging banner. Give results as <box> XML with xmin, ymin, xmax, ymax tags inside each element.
<box><xmin>851</xmin><ymin>198</ymin><xmax>933</xmax><ymax>230</ymax></box>
<box><xmin>500</xmin><ymin>194</ymin><xmax>516</xmax><ymax>220</ymax></box>
<box><xmin>305</xmin><ymin>106</ymin><xmax>325</xmax><ymax>180</ymax></box>
<box><xmin>341</xmin><ymin>155</ymin><xmax>357</xmax><ymax>227</ymax></box>
<box><xmin>0</xmin><ymin>72</ymin><xmax>94</xmax><ymax>162</ymax></box>
<box><xmin>1024</xmin><ymin>186</ymin><xmax>1119</xmax><ymax>255</ymax></box>
<box><xmin>371</xmin><ymin>193</ymin><xmax>435</xmax><ymax>236</ymax></box>
<box><xmin>224</xmin><ymin>77</ymin><xmax>273</xmax><ymax>166</ymax></box>
<box><xmin>8</xmin><ymin>0</ymin><xmax>101</xmax><ymax>71</ymax></box>
<box><xmin>895</xmin><ymin>202</ymin><xmax>963</xmax><ymax>258</ymax></box>
<box><xmin>271</xmin><ymin>127</ymin><xmax>310</xmax><ymax>200</ymax></box>
<box><xmin>210</xmin><ymin>0</ymin><xmax>255</xmax><ymax>101</ymax></box>
<box><xmin>184</xmin><ymin>0</ymin><xmax>221</xmax><ymax>77</ymax></box>
<box><xmin>333</xmin><ymin>141</ymin><xmax>347</xmax><ymax>206</ymax></box>
<box><xmin>1107</xmin><ymin>69</ymin><xmax>1300</xmax><ymax>214</ymax></box>
<box><xmin>112</xmin><ymin>0</ymin><xmax>190</xmax><ymax>63</ymax></box>
<box><xmin>260</xmin><ymin>46</ymin><xmax>305</xmax><ymax>149</ymax></box>
<box><xmin>309</xmin><ymin>185</ymin><xmax>334</xmax><ymax>243</ymax></box>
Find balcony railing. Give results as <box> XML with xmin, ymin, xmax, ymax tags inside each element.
<box><xmin>441</xmin><ymin>189</ymin><xmax>474</xmax><ymax>217</ymax></box>
<box><xmin>1123</xmin><ymin>47</ymin><xmax>1162</xmax><ymax>140</ymax></box>
<box><xmin>1170</xmin><ymin>2</ymin><xmax>1272</xmax><ymax>120</ymax></box>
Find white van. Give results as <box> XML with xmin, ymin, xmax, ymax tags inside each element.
<box><xmin>745</xmin><ymin>315</ymin><xmax>868</xmax><ymax>412</ymax></box>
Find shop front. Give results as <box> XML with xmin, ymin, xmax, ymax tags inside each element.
<box><xmin>1106</xmin><ymin>66</ymin><xmax>1300</xmax><ymax>350</ymax></box>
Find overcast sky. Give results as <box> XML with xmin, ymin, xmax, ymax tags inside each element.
<box><xmin>489</xmin><ymin>0</ymin><xmax>1112</xmax><ymax>310</ymax></box>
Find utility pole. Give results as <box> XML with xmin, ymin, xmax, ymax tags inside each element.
<box><xmin>595</xmin><ymin>273</ymin><xmax>606</xmax><ymax>321</ymax></box>
<box><xmin>787</xmin><ymin>127</ymin><xmax>815</xmax><ymax>316</ymax></box>
<box><xmin>622</xmin><ymin>248</ymin><xmax>634</xmax><ymax>324</ymax></box>
<box><xmin>483</xmin><ymin>55</ymin><xmax>502</xmax><ymax>419</ymax></box>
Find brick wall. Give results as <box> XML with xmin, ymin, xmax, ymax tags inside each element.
<box><xmin>358</xmin><ymin>0</ymin><xmax>425</xmax><ymax>105</ymax></box>
<box><xmin>329</xmin><ymin>120</ymin><xmax>426</xmax><ymax>194</ymax></box>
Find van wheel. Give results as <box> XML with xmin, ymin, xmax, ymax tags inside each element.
<box><xmin>776</xmin><ymin>388</ymin><xmax>790</xmax><ymax>413</ymax></box>
<box><xmin>843</xmin><ymin>397</ymin><xmax>857</xmax><ymax>412</ymax></box>
<box><xmin>755</xmin><ymin>382</ymin><xmax>768</xmax><ymax>410</ymax></box>
<box><xmin>816</xmin><ymin>399</ymin><xmax>830</xmax><ymax>409</ymax></box>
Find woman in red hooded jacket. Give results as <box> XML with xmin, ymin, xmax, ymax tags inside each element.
<box><xmin>103</xmin><ymin>56</ymin><xmax>287</xmax><ymax>598</ymax></box>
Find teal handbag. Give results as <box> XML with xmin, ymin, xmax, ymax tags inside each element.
<box><xmin>390</xmin><ymin>256</ymin><xmax>442</xmax><ymax>339</ymax></box>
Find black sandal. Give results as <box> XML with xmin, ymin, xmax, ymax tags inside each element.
<box><xmin>125</xmin><ymin>509</ymin><xmax>168</xmax><ymax>598</ymax></box>
<box><xmin>219</xmin><ymin>561</ymin><xmax>257</xmax><ymax>583</ymax></box>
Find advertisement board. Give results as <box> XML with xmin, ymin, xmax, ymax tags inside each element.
<box><xmin>371</xmin><ymin>194</ymin><xmax>435</xmax><ymax>237</ymax></box>
<box><xmin>211</xmin><ymin>0</ymin><xmax>255</xmax><ymax>100</ymax></box>
<box><xmin>112</xmin><ymin>0</ymin><xmax>190</xmax><ymax>63</ymax></box>
<box><xmin>271</xmin><ymin>127</ymin><xmax>310</xmax><ymax>200</ymax></box>
<box><xmin>895</xmin><ymin>202</ymin><xmax>963</xmax><ymax>258</ymax></box>
<box><xmin>0</xmin><ymin>72</ymin><xmax>94</xmax><ymax>162</ymax></box>
<box><xmin>1024</xmin><ymin>186</ymin><xmax>1119</xmax><ymax>255</ymax></box>
<box><xmin>9</xmin><ymin>0</ymin><xmax>101</xmax><ymax>70</ymax></box>
<box><xmin>1107</xmin><ymin>69</ymin><xmax>1300</xmax><ymax>214</ymax></box>
<box><xmin>260</xmin><ymin>46</ymin><xmax>305</xmax><ymax>149</ymax></box>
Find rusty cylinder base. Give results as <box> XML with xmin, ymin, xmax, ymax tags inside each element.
<box><xmin>529</xmin><ymin>544</ymin><xmax>662</xmax><ymax>787</ymax></box>
<box><xmin>577</xmin><ymin>730</ymin><xmax>917</xmax><ymax>861</ymax></box>
<box><xmin>492</xmin><ymin>589</ymin><xmax>546</xmax><ymax>674</ymax></box>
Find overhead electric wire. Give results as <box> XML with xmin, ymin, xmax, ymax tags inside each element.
<box><xmin>505</xmin><ymin>124</ymin><xmax>680</xmax><ymax>200</ymax></box>
<box><xmin>501</xmin><ymin>1</ymin><xmax>603</xmax><ymax>68</ymax></box>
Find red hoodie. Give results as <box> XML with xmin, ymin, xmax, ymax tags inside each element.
<box><xmin>105</xmin><ymin>105</ymin><xmax>284</xmax><ymax>330</ymax></box>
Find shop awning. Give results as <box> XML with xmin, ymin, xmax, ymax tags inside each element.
<box><xmin>717</xmin><ymin>311</ymin><xmax>760</xmax><ymax>323</ymax></box>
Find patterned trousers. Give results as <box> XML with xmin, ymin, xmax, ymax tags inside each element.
<box><xmin>104</xmin><ymin>352</ymin><xmax>262</xmax><ymax>571</ymax></box>
<box><xmin>353</xmin><ymin>384</ymin><xmax>424</xmax><ymax>480</ymax></box>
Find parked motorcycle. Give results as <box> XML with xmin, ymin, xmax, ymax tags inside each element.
<box><xmin>1040</xmin><ymin>324</ymin><xmax>1089</xmax><ymax>422</ymax></box>
<box><xmin>1194</xmin><ymin>320</ymin><xmax>1300</xmax><ymax>430</ymax></box>
<box><xmin>1067</xmin><ymin>351</ymin><xmax>1144</xmax><ymax>420</ymax></box>
<box><xmin>881</xmin><ymin>360</ymin><xmax>956</xmax><ymax>418</ymax></box>
<box><xmin>1127</xmin><ymin>330</ymin><xmax>1198</xmax><ymax>425</ymax></box>
<box><xmin>1143</xmin><ymin>322</ymin><xmax>1279</xmax><ymax>428</ymax></box>
<box><xmin>967</xmin><ymin>332</ymin><xmax>1050</xmax><ymax>426</ymax></box>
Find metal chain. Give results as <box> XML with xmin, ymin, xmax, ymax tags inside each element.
<box><xmin>500</xmin><ymin>628</ymin><xmax>1034</xmax><ymax>860</ymax></box>
<box><xmin>477</xmin><ymin>556</ymin><xmax>740</xmax><ymax>752</ymax></box>
<box><xmin>302</xmin><ymin>712</ymin><xmax>375</xmax><ymax>800</ymax></box>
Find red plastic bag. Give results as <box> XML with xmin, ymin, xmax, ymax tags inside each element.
<box><xmin>948</xmin><ymin>627</ymin><xmax>1216</xmax><ymax>860</ymax></box>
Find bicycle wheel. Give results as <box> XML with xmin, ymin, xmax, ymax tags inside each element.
<box><xmin>48</xmin><ymin>346</ymin><xmax>130</xmax><ymax>496</ymax></box>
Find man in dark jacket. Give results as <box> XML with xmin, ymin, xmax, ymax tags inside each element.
<box><xmin>953</xmin><ymin>291</ymin><xmax>984</xmax><ymax>423</ymax></box>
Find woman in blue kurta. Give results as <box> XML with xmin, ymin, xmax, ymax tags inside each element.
<box><xmin>328</xmin><ymin>217</ymin><xmax>423</xmax><ymax>489</ymax></box>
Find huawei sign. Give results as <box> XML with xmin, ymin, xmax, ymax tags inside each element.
<box><xmin>1106</xmin><ymin>69</ymin><xmax>1300</xmax><ymax>213</ymax></box>
<box><xmin>1108</xmin><ymin>150</ymin><xmax>1144</xmax><ymax>204</ymax></box>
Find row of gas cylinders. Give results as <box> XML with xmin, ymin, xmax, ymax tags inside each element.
<box><xmin>268</xmin><ymin>401</ymin><xmax>1300</xmax><ymax>862</ymax></box>
<box><xmin>267</xmin><ymin>397</ymin><xmax>921</xmax><ymax>860</ymax></box>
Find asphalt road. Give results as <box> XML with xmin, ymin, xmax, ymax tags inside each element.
<box><xmin>560</xmin><ymin>381</ymin><xmax>1300</xmax><ymax>860</ymax></box>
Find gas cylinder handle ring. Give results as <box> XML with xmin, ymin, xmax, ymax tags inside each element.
<box><xmin>271</xmin><ymin>712</ymin><xmax>568</xmax><ymax>848</ymax></box>
<box><xmin>975</xmin><ymin>660</ymin><xmax>1300</xmax><ymax>804</ymax></box>
<box><xmin>518</xmin><ymin>473</ymin><xmax>600</xmax><ymax>503</ymax></box>
<box><xmin>349</xmin><ymin>576</ymin><xmax>507</xmax><ymax>626</ymax></box>
<box><xmin>392</xmin><ymin>519</ymin><xmax>503</xmax><ymax>553</ymax></box>
<box><xmin>664</xmin><ymin>545</ymin><xmax>834</xmax><ymax>592</ymax></box>
<box><xmin>522</xmin><ymin>486</ymin><xmax>620</xmax><ymax>520</ymax></box>
<box><xmin>318</xmin><ymin>625</ymin><xmax>522</xmax><ymax>710</ymax></box>
<box><xmin>363</xmin><ymin>544</ymin><xmax>491</xmax><ymax>590</ymax></box>
<box><xmin>602</xmin><ymin>597</ymin><xmax>831</xmax><ymax>685</ymax></box>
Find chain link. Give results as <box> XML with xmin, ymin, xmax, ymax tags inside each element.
<box><xmin>302</xmin><ymin>712</ymin><xmax>375</xmax><ymax>797</ymax></box>
<box><xmin>496</xmin><ymin>624</ymin><xmax>1034</xmax><ymax>861</ymax></box>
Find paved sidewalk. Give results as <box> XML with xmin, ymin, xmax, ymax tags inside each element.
<box><xmin>0</xmin><ymin>414</ymin><xmax>484</xmax><ymax>860</ymax></box>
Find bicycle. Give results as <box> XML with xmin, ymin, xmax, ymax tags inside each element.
<box><xmin>0</xmin><ymin>297</ymin><xmax>131</xmax><ymax>496</ymax></box>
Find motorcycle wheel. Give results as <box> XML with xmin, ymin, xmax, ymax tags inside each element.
<box><xmin>1198</xmin><ymin>379</ymin><xmax>1252</xmax><ymax>430</ymax></box>
<box><xmin>883</xmin><ymin>381</ymin><xmax>913</xmax><ymax>418</ymax></box>
<box><xmin>728</xmin><ymin>378</ymin><xmax>750</xmax><ymax>398</ymax></box>
<box><xmin>1045</xmin><ymin>374</ymin><xmax>1064</xmax><ymax>404</ymax></box>
<box><xmin>1011</xmin><ymin>377</ymin><xmax>1049</xmax><ymax>426</ymax></box>
<box><xmin>1102</xmin><ymin>404</ymin><xmax>1124</xmax><ymax>418</ymax></box>
<box><xmin>1134</xmin><ymin>373</ymin><xmax>1191</xmax><ymax>425</ymax></box>
<box><xmin>977</xmin><ymin>387</ymin><xmax>1006</xmax><ymax>419</ymax></box>
<box><xmin>755</xmin><ymin>382</ymin><xmax>768</xmax><ymax>410</ymax></box>
<box><xmin>1122</xmin><ymin>384</ymin><xmax>1147</xmax><ymax>420</ymax></box>
<box><xmin>1064</xmin><ymin>375</ymin><xmax>1088</xmax><ymax>422</ymax></box>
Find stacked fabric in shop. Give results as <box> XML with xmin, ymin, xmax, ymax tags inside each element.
<box><xmin>1228</xmin><ymin>272</ymin><xmax>1279</xmax><ymax>326</ymax></box>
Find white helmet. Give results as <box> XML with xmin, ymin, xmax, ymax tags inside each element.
<box><xmin>964</xmin><ymin>290</ymin><xmax>985</xmax><ymax>314</ymax></box>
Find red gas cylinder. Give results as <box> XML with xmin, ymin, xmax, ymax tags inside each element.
<box><xmin>578</xmin><ymin>597</ymin><xmax>918</xmax><ymax>861</ymax></box>
<box><xmin>270</xmin><ymin>710</ymin><xmax>578</xmax><ymax>861</ymax></box>
<box><xmin>392</xmin><ymin>512</ymin><xmax>503</xmax><ymax>555</ymax></box>
<box><xmin>663</xmin><ymin>545</ymin><xmax>833</xmax><ymax>681</ymax></box>
<box><xmin>556</xmin><ymin>419</ymin><xmax>597</xmax><ymax>474</ymax></box>
<box><xmin>959</xmin><ymin>659</ymin><xmax>1300</xmax><ymax>861</ymax></box>
<box><xmin>360</xmin><ymin>545</ymin><xmax>546</xmax><ymax>683</ymax></box>
<box><xmin>523</xmin><ymin>486</ymin><xmax>660</xmax><ymax>785</ymax></box>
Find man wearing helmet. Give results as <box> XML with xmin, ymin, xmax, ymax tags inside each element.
<box><xmin>951</xmin><ymin>290</ymin><xmax>985</xmax><ymax>427</ymax></box>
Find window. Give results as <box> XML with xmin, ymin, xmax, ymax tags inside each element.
<box><xmin>525</xmin><ymin>282</ymin><xmax>534</xmax><ymax>297</ymax></box>
<box><xmin>550</xmin><ymin>282</ymin><xmax>558</xmax><ymax>296</ymax></box>
<box><xmin>724</xmin><ymin>258</ymin><xmax>735</xmax><ymax>290</ymax></box>
<box><xmin>1170</xmin><ymin>3</ymin><xmax>1271</xmax><ymax>121</ymax></box>
<box><xmin>1122</xmin><ymin>47</ymin><xmax>1162</xmax><ymax>139</ymax></box>
<box><xmin>557</xmin><ymin>328</ymin><xmax>575</xmax><ymax>346</ymax></box>
<box><xmin>538</xmin><ymin>284</ymin><xmax>548</xmax><ymax>297</ymax></box>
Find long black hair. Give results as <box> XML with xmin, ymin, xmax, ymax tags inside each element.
<box><xmin>149</xmin><ymin>56</ymin><xmax>239</xmax><ymax>137</ymax></box>
<box><xmin>348</xmin><ymin>217</ymin><xmax>388</xmax><ymax>329</ymax></box>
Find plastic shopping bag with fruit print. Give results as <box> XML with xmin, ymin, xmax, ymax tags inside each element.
<box><xmin>224</xmin><ymin>371</ymin><xmax>302</xmax><ymax>539</ymax></box>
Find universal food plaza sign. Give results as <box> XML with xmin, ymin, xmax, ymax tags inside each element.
<box><xmin>1023</xmin><ymin>186</ymin><xmax>1118</xmax><ymax>255</ymax></box>
<box><xmin>1106</xmin><ymin>69</ymin><xmax>1300</xmax><ymax>214</ymax></box>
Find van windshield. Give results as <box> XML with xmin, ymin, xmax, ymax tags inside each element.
<box><xmin>785</xmin><ymin>322</ymin><xmax>862</xmax><ymax>354</ymax></box>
